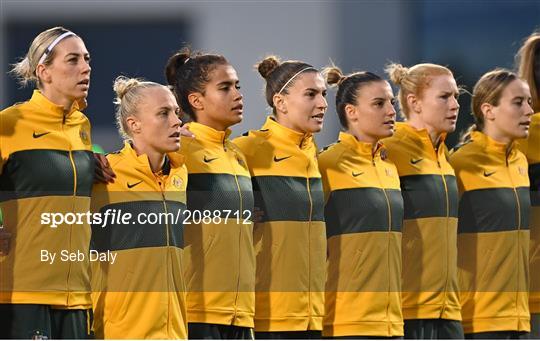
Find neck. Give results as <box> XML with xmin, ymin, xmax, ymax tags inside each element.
<box><xmin>196</xmin><ymin>115</ymin><xmax>229</xmax><ymax>132</ymax></box>
<box><xmin>407</xmin><ymin>116</ymin><xmax>441</xmax><ymax>145</ymax></box>
<box><xmin>131</xmin><ymin>140</ymin><xmax>165</xmax><ymax>173</ymax></box>
<box><xmin>275</xmin><ymin>114</ymin><xmax>306</xmax><ymax>134</ymax></box>
<box><xmin>346</xmin><ymin>128</ymin><xmax>378</xmax><ymax>145</ymax></box>
<box><xmin>40</xmin><ymin>88</ymin><xmax>74</xmax><ymax>112</ymax></box>
<box><xmin>482</xmin><ymin>125</ymin><xmax>513</xmax><ymax>145</ymax></box>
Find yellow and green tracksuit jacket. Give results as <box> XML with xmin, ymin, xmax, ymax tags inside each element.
<box><xmin>383</xmin><ymin>122</ymin><xmax>461</xmax><ymax>321</ymax></box>
<box><xmin>518</xmin><ymin>112</ymin><xmax>540</xmax><ymax>315</ymax></box>
<box><xmin>0</xmin><ymin>90</ymin><xmax>94</xmax><ymax>308</ymax></box>
<box><xmin>318</xmin><ymin>132</ymin><xmax>404</xmax><ymax>337</ymax></box>
<box><xmin>90</xmin><ymin>142</ymin><xmax>188</xmax><ymax>339</ymax></box>
<box><xmin>450</xmin><ymin>131</ymin><xmax>531</xmax><ymax>334</ymax></box>
<box><xmin>233</xmin><ymin>116</ymin><xmax>326</xmax><ymax>332</ymax></box>
<box><xmin>180</xmin><ymin>122</ymin><xmax>255</xmax><ymax>328</ymax></box>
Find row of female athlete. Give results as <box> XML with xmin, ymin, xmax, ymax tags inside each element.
<box><xmin>0</xmin><ymin>26</ymin><xmax>538</xmax><ymax>340</ymax></box>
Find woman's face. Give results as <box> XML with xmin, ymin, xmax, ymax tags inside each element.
<box><xmin>347</xmin><ymin>80</ymin><xmax>396</xmax><ymax>143</ymax></box>
<box><xmin>39</xmin><ymin>36</ymin><xmax>91</xmax><ymax>108</ymax></box>
<box><xmin>416</xmin><ymin>74</ymin><xmax>460</xmax><ymax>135</ymax></box>
<box><xmin>279</xmin><ymin>72</ymin><xmax>328</xmax><ymax>134</ymax></box>
<box><xmin>133</xmin><ymin>86</ymin><xmax>182</xmax><ymax>154</ymax></box>
<box><xmin>197</xmin><ymin>64</ymin><xmax>244</xmax><ymax>130</ymax></box>
<box><xmin>487</xmin><ymin>79</ymin><xmax>533</xmax><ymax>142</ymax></box>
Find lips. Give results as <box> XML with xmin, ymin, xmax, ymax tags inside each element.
<box><xmin>78</xmin><ymin>79</ymin><xmax>89</xmax><ymax>85</ymax></box>
<box><xmin>232</xmin><ymin>103</ymin><xmax>243</xmax><ymax>112</ymax></box>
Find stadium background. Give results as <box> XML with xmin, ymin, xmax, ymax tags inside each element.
<box><xmin>1</xmin><ymin>0</ymin><xmax>539</xmax><ymax>152</ymax></box>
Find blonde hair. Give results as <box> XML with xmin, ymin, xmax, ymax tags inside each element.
<box><xmin>113</xmin><ymin>76</ymin><xmax>167</xmax><ymax>140</ymax></box>
<box><xmin>385</xmin><ymin>63</ymin><xmax>453</xmax><ymax>118</ymax></box>
<box><xmin>459</xmin><ymin>69</ymin><xmax>519</xmax><ymax>144</ymax></box>
<box><xmin>10</xmin><ymin>26</ymin><xmax>77</xmax><ymax>88</ymax></box>
<box><xmin>516</xmin><ymin>31</ymin><xmax>540</xmax><ymax>112</ymax></box>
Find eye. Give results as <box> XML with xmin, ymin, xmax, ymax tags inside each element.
<box><xmin>306</xmin><ymin>91</ymin><xmax>316</xmax><ymax>97</ymax></box>
<box><xmin>235</xmin><ymin>84</ymin><xmax>241</xmax><ymax>90</ymax></box>
<box><xmin>390</xmin><ymin>98</ymin><xmax>397</xmax><ymax>106</ymax></box>
<box><xmin>322</xmin><ymin>90</ymin><xmax>327</xmax><ymax>97</ymax></box>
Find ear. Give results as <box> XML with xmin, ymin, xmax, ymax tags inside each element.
<box><xmin>35</xmin><ymin>64</ymin><xmax>52</xmax><ymax>84</ymax></box>
<box><xmin>481</xmin><ymin>102</ymin><xmax>495</xmax><ymax>121</ymax></box>
<box><xmin>406</xmin><ymin>93</ymin><xmax>421</xmax><ymax>114</ymax></box>
<box><xmin>125</xmin><ymin>115</ymin><xmax>141</xmax><ymax>135</ymax></box>
<box><xmin>188</xmin><ymin>93</ymin><xmax>204</xmax><ymax>112</ymax></box>
<box><xmin>344</xmin><ymin>103</ymin><xmax>358</xmax><ymax>123</ymax></box>
<box><xmin>273</xmin><ymin>93</ymin><xmax>287</xmax><ymax>115</ymax></box>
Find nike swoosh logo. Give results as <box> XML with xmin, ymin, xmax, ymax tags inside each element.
<box><xmin>203</xmin><ymin>156</ymin><xmax>218</xmax><ymax>163</ymax></box>
<box><xmin>352</xmin><ymin>171</ymin><xmax>364</xmax><ymax>177</ymax></box>
<box><xmin>484</xmin><ymin>170</ymin><xmax>496</xmax><ymax>177</ymax></box>
<box><xmin>410</xmin><ymin>158</ymin><xmax>423</xmax><ymax>165</ymax></box>
<box><xmin>33</xmin><ymin>131</ymin><xmax>50</xmax><ymax>138</ymax></box>
<box><xmin>127</xmin><ymin>180</ymin><xmax>143</xmax><ymax>189</ymax></box>
<box><xmin>273</xmin><ymin>155</ymin><xmax>292</xmax><ymax>162</ymax></box>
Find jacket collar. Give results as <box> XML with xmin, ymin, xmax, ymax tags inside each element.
<box><xmin>30</xmin><ymin>90</ymin><xmax>80</xmax><ymax>119</ymax></box>
<box><xmin>398</xmin><ymin>122</ymin><xmax>447</xmax><ymax>147</ymax></box>
<box><xmin>187</xmin><ymin>121</ymin><xmax>231</xmax><ymax>146</ymax></box>
<box><xmin>262</xmin><ymin>116</ymin><xmax>314</xmax><ymax>149</ymax></box>
<box><xmin>121</xmin><ymin>141</ymin><xmax>184</xmax><ymax>173</ymax></box>
<box><xmin>339</xmin><ymin>131</ymin><xmax>384</xmax><ymax>159</ymax></box>
<box><xmin>470</xmin><ymin>130</ymin><xmax>515</xmax><ymax>158</ymax></box>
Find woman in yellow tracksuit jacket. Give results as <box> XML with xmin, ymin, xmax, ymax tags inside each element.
<box><xmin>91</xmin><ymin>77</ymin><xmax>188</xmax><ymax>339</ymax></box>
<box><xmin>0</xmin><ymin>26</ymin><xmax>94</xmax><ymax>339</ymax></box>
<box><xmin>318</xmin><ymin>66</ymin><xmax>404</xmax><ymax>338</ymax></box>
<box><xmin>450</xmin><ymin>70</ymin><xmax>533</xmax><ymax>338</ymax></box>
<box><xmin>516</xmin><ymin>31</ymin><xmax>540</xmax><ymax>338</ymax></box>
<box><xmin>384</xmin><ymin>63</ymin><xmax>464</xmax><ymax>339</ymax></box>
<box><xmin>165</xmin><ymin>48</ymin><xmax>255</xmax><ymax>339</ymax></box>
<box><xmin>233</xmin><ymin>56</ymin><xmax>327</xmax><ymax>339</ymax></box>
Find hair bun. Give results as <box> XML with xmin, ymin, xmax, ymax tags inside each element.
<box><xmin>113</xmin><ymin>76</ymin><xmax>141</xmax><ymax>102</ymax></box>
<box><xmin>165</xmin><ymin>47</ymin><xmax>192</xmax><ymax>86</ymax></box>
<box><xmin>323</xmin><ymin>66</ymin><xmax>346</xmax><ymax>87</ymax></box>
<box><xmin>257</xmin><ymin>55</ymin><xmax>281</xmax><ymax>79</ymax></box>
<box><xmin>385</xmin><ymin>63</ymin><xmax>408</xmax><ymax>85</ymax></box>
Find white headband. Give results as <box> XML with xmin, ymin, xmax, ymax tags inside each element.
<box><xmin>38</xmin><ymin>31</ymin><xmax>76</xmax><ymax>65</ymax></box>
<box><xmin>277</xmin><ymin>67</ymin><xmax>316</xmax><ymax>95</ymax></box>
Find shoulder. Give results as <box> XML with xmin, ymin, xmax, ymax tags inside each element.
<box><xmin>232</xmin><ymin>129</ymin><xmax>269</xmax><ymax>156</ymax></box>
<box><xmin>317</xmin><ymin>141</ymin><xmax>345</xmax><ymax>170</ymax></box>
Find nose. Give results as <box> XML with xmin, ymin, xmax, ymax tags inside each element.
<box><xmin>318</xmin><ymin>94</ymin><xmax>328</xmax><ymax>111</ymax></box>
<box><xmin>524</xmin><ymin>102</ymin><xmax>534</xmax><ymax>117</ymax></box>
<box><xmin>387</xmin><ymin>102</ymin><xmax>397</xmax><ymax>118</ymax></box>
<box><xmin>234</xmin><ymin>87</ymin><xmax>243</xmax><ymax>101</ymax></box>
<box><xmin>450</xmin><ymin>96</ymin><xmax>459</xmax><ymax>110</ymax></box>
<box><xmin>172</xmin><ymin>112</ymin><xmax>182</xmax><ymax>127</ymax></box>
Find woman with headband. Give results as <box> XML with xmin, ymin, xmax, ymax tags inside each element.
<box><xmin>516</xmin><ymin>30</ymin><xmax>540</xmax><ymax>338</ymax></box>
<box><xmin>0</xmin><ymin>26</ymin><xmax>94</xmax><ymax>339</ymax></box>
<box><xmin>450</xmin><ymin>69</ymin><xmax>532</xmax><ymax>338</ymax></box>
<box><xmin>165</xmin><ymin>47</ymin><xmax>255</xmax><ymax>339</ymax></box>
<box><xmin>233</xmin><ymin>56</ymin><xmax>327</xmax><ymax>339</ymax></box>
<box><xmin>319</xmin><ymin>66</ymin><xmax>404</xmax><ymax>339</ymax></box>
<box><xmin>91</xmin><ymin>76</ymin><xmax>188</xmax><ymax>339</ymax></box>
<box><xmin>384</xmin><ymin>63</ymin><xmax>464</xmax><ymax>339</ymax></box>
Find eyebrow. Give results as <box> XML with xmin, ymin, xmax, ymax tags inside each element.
<box><xmin>64</xmin><ymin>52</ymin><xmax>90</xmax><ymax>58</ymax></box>
<box><xmin>305</xmin><ymin>87</ymin><xmax>325</xmax><ymax>92</ymax></box>
<box><xmin>217</xmin><ymin>80</ymin><xmax>238</xmax><ymax>86</ymax></box>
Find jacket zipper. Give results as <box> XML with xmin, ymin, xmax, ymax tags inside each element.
<box><xmin>303</xmin><ymin>137</ymin><xmax>314</xmax><ymax>324</ymax></box>
<box><xmin>506</xmin><ymin>149</ymin><xmax>522</xmax><ymax>327</ymax></box>
<box><xmin>64</xmin><ymin>112</ymin><xmax>76</xmax><ymax>307</ymax></box>
<box><xmin>158</xmin><ymin>176</ymin><xmax>172</xmax><ymax>335</ymax></box>
<box><xmin>224</xmin><ymin>138</ymin><xmax>244</xmax><ymax>322</ymax></box>
<box><xmin>435</xmin><ymin>144</ymin><xmax>451</xmax><ymax>317</ymax></box>
<box><xmin>372</xmin><ymin>151</ymin><xmax>393</xmax><ymax>334</ymax></box>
